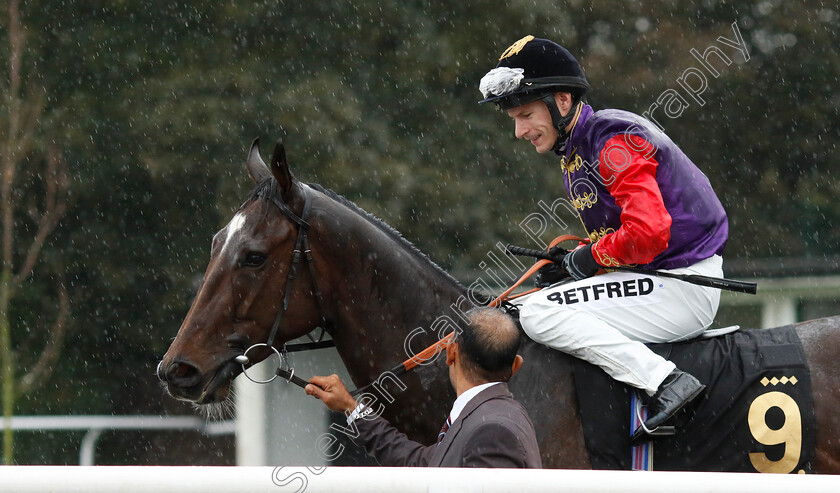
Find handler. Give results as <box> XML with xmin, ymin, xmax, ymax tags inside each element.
<box><xmin>478</xmin><ymin>36</ymin><xmax>729</xmax><ymax>439</ymax></box>
<box><xmin>305</xmin><ymin>307</ymin><xmax>542</xmax><ymax>468</ymax></box>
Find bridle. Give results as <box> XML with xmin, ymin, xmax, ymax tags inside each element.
<box><xmin>231</xmin><ymin>181</ymin><xmax>458</xmax><ymax>397</ymax></box>
<box><xmin>234</xmin><ymin>183</ymin><xmax>334</xmax><ymax>384</ymax></box>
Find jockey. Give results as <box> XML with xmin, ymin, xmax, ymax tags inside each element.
<box><xmin>479</xmin><ymin>35</ymin><xmax>729</xmax><ymax>439</ymax></box>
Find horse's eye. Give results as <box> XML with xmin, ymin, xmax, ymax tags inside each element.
<box><xmin>242</xmin><ymin>252</ymin><xmax>267</xmax><ymax>267</ymax></box>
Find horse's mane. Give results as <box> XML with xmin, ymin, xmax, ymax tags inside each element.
<box><xmin>241</xmin><ymin>179</ymin><xmax>469</xmax><ymax>294</ymax></box>
<box><xmin>307</xmin><ymin>182</ymin><xmax>470</xmax><ymax>292</ymax></box>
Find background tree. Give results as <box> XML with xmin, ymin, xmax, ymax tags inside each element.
<box><xmin>1</xmin><ymin>0</ymin><xmax>70</xmax><ymax>464</ymax></box>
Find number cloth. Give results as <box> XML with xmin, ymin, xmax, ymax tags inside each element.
<box><xmin>573</xmin><ymin>324</ymin><xmax>816</xmax><ymax>472</ymax></box>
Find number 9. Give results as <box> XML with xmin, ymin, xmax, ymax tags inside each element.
<box><xmin>747</xmin><ymin>391</ymin><xmax>802</xmax><ymax>473</ymax></box>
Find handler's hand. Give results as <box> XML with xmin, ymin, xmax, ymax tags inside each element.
<box><xmin>305</xmin><ymin>374</ymin><xmax>357</xmax><ymax>413</ymax></box>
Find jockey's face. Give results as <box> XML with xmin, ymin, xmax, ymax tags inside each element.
<box><xmin>506</xmin><ymin>92</ymin><xmax>572</xmax><ymax>154</ymax></box>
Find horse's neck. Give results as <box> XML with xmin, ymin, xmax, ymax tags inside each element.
<box><xmin>309</xmin><ymin>198</ymin><xmax>588</xmax><ymax>456</ymax></box>
<box><xmin>336</xmin><ymin>243</ymin><xmax>468</xmax><ymax>329</ymax></box>
<box><xmin>315</xmin><ymin>205</ymin><xmax>472</xmax><ymax>383</ymax></box>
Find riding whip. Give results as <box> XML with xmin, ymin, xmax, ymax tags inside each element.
<box><xmin>506</xmin><ymin>244</ymin><xmax>757</xmax><ymax>295</ymax></box>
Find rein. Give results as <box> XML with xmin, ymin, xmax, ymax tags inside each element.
<box><xmin>275</xmin><ymin>331</ymin><xmax>456</xmax><ymax>397</ymax></box>
<box><xmin>238</xmin><ymin>225</ymin><xmax>579</xmax><ymax>396</ymax></box>
<box><xmin>488</xmin><ymin>235</ymin><xmax>585</xmax><ymax>306</ymax></box>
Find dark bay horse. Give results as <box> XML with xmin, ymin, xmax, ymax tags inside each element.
<box><xmin>159</xmin><ymin>139</ymin><xmax>840</xmax><ymax>471</ymax></box>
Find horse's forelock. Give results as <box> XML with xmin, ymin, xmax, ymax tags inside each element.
<box><xmin>237</xmin><ymin>178</ymin><xmax>276</xmax><ymax>211</ymax></box>
<box><xmin>234</xmin><ymin>179</ymin><xmax>284</xmax><ymax>227</ymax></box>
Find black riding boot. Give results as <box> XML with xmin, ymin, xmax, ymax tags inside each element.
<box><xmin>633</xmin><ymin>369</ymin><xmax>705</xmax><ymax>441</ymax></box>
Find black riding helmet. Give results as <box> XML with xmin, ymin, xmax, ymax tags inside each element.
<box><xmin>479</xmin><ymin>36</ymin><xmax>589</xmax><ymax>151</ymax></box>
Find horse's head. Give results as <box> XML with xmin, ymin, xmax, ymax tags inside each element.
<box><xmin>158</xmin><ymin>139</ymin><xmax>326</xmax><ymax>405</ymax></box>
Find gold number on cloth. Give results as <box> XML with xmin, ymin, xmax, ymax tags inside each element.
<box><xmin>747</xmin><ymin>391</ymin><xmax>802</xmax><ymax>473</ymax></box>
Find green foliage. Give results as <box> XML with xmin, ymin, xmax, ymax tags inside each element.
<box><xmin>3</xmin><ymin>0</ymin><xmax>836</xmax><ymax>464</ymax></box>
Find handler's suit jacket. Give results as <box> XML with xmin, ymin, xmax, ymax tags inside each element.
<box><xmin>350</xmin><ymin>383</ymin><xmax>542</xmax><ymax>468</ymax></box>
<box><xmin>561</xmin><ymin>104</ymin><xmax>728</xmax><ymax>270</ymax></box>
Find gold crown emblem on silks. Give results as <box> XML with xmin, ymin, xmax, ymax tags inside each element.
<box><xmin>499</xmin><ymin>35</ymin><xmax>535</xmax><ymax>60</ymax></box>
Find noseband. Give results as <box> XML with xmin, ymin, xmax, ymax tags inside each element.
<box><xmin>235</xmin><ymin>183</ymin><xmax>332</xmax><ymax>384</ymax></box>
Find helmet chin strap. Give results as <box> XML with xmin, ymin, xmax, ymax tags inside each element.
<box><xmin>540</xmin><ymin>95</ymin><xmax>582</xmax><ymax>153</ymax></box>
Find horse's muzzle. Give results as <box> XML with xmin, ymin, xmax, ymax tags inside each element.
<box><xmin>158</xmin><ymin>356</ymin><xmax>242</xmax><ymax>404</ymax></box>
<box><xmin>158</xmin><ymin>358</ymin><xmax>203</xmax><ymax>390</ymax></box>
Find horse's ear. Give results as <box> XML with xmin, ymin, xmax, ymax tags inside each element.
<box><xmin>246</xmin><ymin>138</ymin><xmax>271</xmax><ymax>184</ymax></box>
<box><xmin>270</xmin><ymin>138</ymin><xmax>294</xmax><ymax>201</ymax></box>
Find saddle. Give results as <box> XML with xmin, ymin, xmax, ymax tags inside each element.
<box><xmin>573</xmin><ymin>324</ymin><xmax>816</xmax><ymax>472</ymax></box>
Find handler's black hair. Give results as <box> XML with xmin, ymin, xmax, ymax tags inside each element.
<box><xmin>457</xmin><ymin>307</ymin><xmax>521</xmax><ymax>383</ymax></box>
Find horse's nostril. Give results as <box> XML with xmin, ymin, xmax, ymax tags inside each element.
<box><xmin>164</xmin><ymin>360</ymin><xmax>203</xmax><ymax>388</ymax></box>
<box><xmin>175</xmin><ymin>364</ymin><xmax>191</xmax><ymax>378</ymax></box>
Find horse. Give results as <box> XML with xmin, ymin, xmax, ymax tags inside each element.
<box><xmin>158</xmin><ymin>139</ymin><xmax>840</xmax><ymax>471</ymax></box>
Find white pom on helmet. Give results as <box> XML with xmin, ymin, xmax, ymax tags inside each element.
<box><xmin>479</xmin><ymin>67</ymin><xmax>525</xmax><ymax>100</ymax></box>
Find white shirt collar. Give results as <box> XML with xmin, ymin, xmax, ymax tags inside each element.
<box><xmin>448</xmin><ymin>381</ymin><xmax>501</xmax><ymax>423</ymax></box>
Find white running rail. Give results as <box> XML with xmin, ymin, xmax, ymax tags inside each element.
<box><xmin>1</xmin><ymin>466</ymin><xmax>839</xmax><ymax>493</ymax></box>
<box><xmin>6</xmin><ymin>415</ymin><xmax>235</xmax><ymax>465</ymax></box>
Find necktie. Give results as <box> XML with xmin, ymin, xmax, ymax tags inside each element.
<box><xmin>437</xmin><ymin>415</ymin><xmax>451</xmax><ymax>445</ymax></box>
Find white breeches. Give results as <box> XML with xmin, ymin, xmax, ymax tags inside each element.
<box><xmin>517</xmin><ymin>255</ymin><xmax>723</xmax><ymax>394</ymax></box>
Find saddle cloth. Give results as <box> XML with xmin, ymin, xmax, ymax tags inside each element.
<box><xmin>573</xmin><ymin>324</ymin><xmax>816</xmax><ymax>472</ymax></box>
